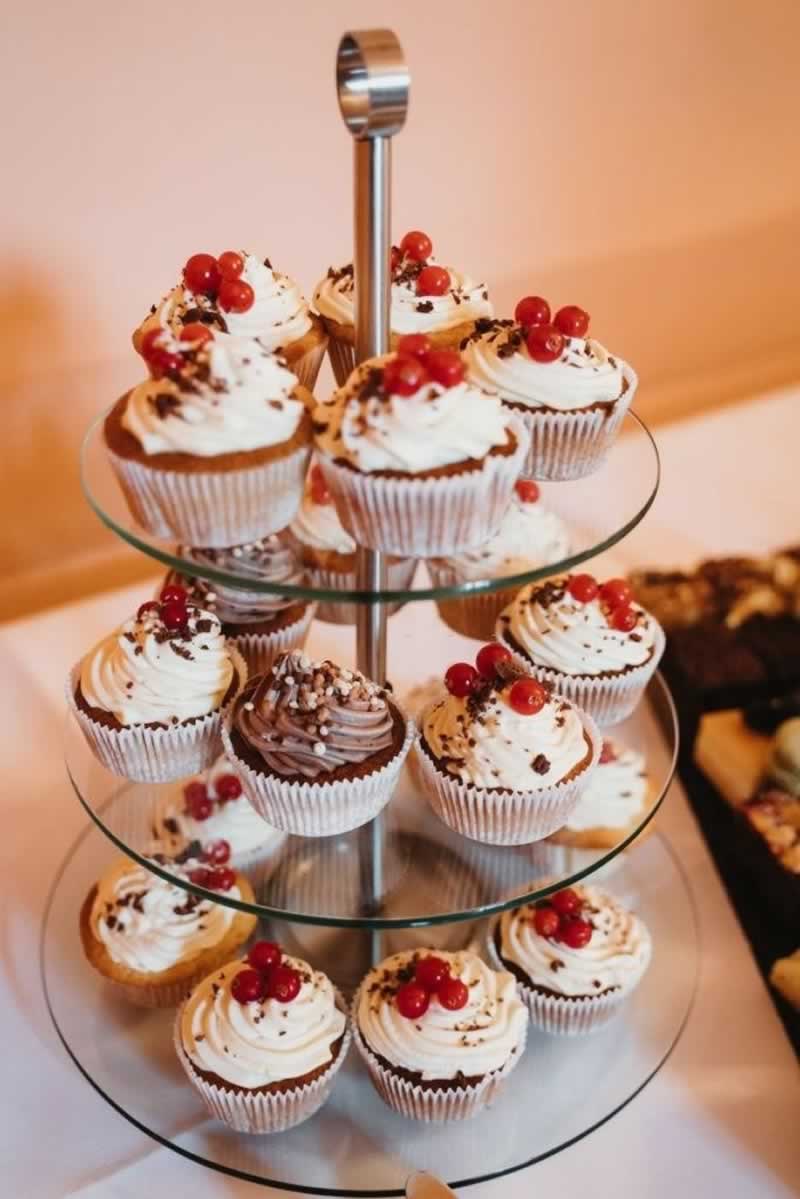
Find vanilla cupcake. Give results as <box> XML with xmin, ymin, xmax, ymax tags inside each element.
<box><xmin>314</xmin><ymin>346</ymin><xmax>529</xmax><ymax>558</ymax></box>
<box><xmin>413</xmin><ymin>644</ymin><xmax>601</xmax><ymax>845</ymax></box>
<box><xmin>549</xmin><ymin>738</ymin><xmax>654</xmax><ymax>849</ymax></box>
<box><xmin>68</xmin><ymin>591</ymin><xmax>246</xmax><ymax>783</ymax></box>
<box><xmin>490</xmin><ymin>883</ymin><xmax>652</xmax><ymax>1035</ymax></box>
<box><xmin>135</xmin><ymin>249</ymin><xmax>328</xmax><ymax>390</ymax></box>
<box><xmin>175</xmin><ymin>942</ymin><xmax>349</xmax><ymax>1133</ymax></box>
<box><xmin>463</xmin><ymin>298</ymin><xmax>636</xmax><ymax>480</ymax></box>
<box><xmin>352</xmin><ymin>949</ymin><xmax>527</xmax><ymax>1122</ymax></box>
<box><xmin>105</xmin><ymin>332</ymin><xmax>313</xmax><ymax>547</ymax></box>
<box><xmin>429</xmin><ymin>478</ymin><xmax>571</xmax><ymax>640</ymax></box>
<box><xmin>223</xmin><ymin>651</ymin><xmax>415</xmax><ymax>837</ymax></box>
<box><xmin>313</xmin><ymin>229</ymin><xmax>493</xmax><ymax>384</ymax></box>
<box><xmin>80</xmin><ymin>853</ymin><xmax>257</xmax><ymax>1008</ymax></box>
<box><xmin>498</xmin><ymin>573</ymin><xmax>665</xmax><ymax>727</ymax></box>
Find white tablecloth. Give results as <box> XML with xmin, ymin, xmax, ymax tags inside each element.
<box><xmin>3</xmin><ymin>390</ymin><xmax>800</xmax><ymax>1198</ymax></box>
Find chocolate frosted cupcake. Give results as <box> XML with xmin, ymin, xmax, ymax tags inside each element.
<box><xmin>313</xmin><ymin>229</ymin><xmax>493</xmax><ymax>385</ymax></box>
<box><xmin>497</xmin><ymin>573</ymin><xmax>665</xmax><ymax>726</ymax></box>
<box><xmin>135</xmin><ymin>249</ymin><xmax>328</xmax><ymax>390</ymax></box>
<box><xmin>223</xmin><ymin>651</ymin><xmax>415</xmax><ymax>836</ymax></box>
<box><xmin>68</xmin><ymin>588</ymin><xmax>246</xmax><ymax>783</ymax></box>
<box><xmin>106</xmin><ymin>331</ymin><xmax>312</xmax><ymax>547</ymax></box>
<box><xmin>352</xmin><ymin>949</ymin><xmax>527</xmax><ymax>1122</ymax></box>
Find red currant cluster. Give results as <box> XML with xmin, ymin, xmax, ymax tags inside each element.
<box><xmin>599</xmin><ymin>740</ymin><xmax>617</xmax><ymax>764</ymax></box>
<box><xmin>231</xmin><ymin>941</ymin><xmax>302</xmax><ymax>1006</ymax></box>
<box><xmin>187</xmin><ymin>859</ymin><xmax>237</xmax><ymax>892</ymax></box>
<box><xmin>183</xmin><ymin>771</ymin><xmax>242</xmax><ymax>823</ymax></box>
<box><xmin>391</xmin><ymin>230</ymin><xmax>451</xmax><ymax>297</ymax></box>
<box><xmin>183</xmin><ymin>250</ymin><xmax>255</xmax><ymax>313</ymax></box>
<box><xmin>140</xmin><ymin>319</ymin><xmax>215</xmax><ymax>379</ymax></box>
<box><xmin>383</xmin><ymin>333</ymin><xmax>465</xmax><ymax>397</ymax></box>
<box><xmin>566</xmin><ymin>574</ymin><xmax>639</xmax><ymax>633</ymax></box>
<box><xmin>515</xmin><ymin>479</ymin><xmax>540</xmax><ymax>504</ymax></box>
<box><xmin>513</xmin><ymin>295</ymin><xmax>590</xmax><ymax>365</ymax></box>
<box><xmin>137</xmin><ymin>583</ymin><xmax>195</xmax><ymax>633</ymax></box>
<box><xmin>309</xmin><ymin>464</ymin><xmax>332</xmax><ymax>505</ymax></box>
<box><xmin>395</xmin><ymin>955</ymin><xmax>469</xmax><ymax>1019</ymax></box>
<box><xmin>532</xmin><ymin>888</ymin><xmax>593</xmax><ymax>949</ymax></box>
<box><xmin>444</xmin><ymin>644</ymin><xmax>549</xmax><ymax>716</ymax></box>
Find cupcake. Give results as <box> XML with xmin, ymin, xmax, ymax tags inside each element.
<box><xmin>287</xmin><ymin>463</ymin><xmax>417</xmax><ymax>624</ymax></box>
<box><xmin>313</xmin><ymin>229</ymin><xmax>493</xmax><ymax>385</ymax></box>
<box><xmin>490</xmin><ymin>883</ymin><xmax>652</xmax><ymax>1035</ymax></box>
<box><xmin>152</xmin><ymin>754</ymin><xmax>286</xmax><ymax>869</ymax></box>
<box><xmin>79</xmin><ymin>852</ymin><xmax>257</xmax><ymax>1008</ymax></box>
<box><xmin>105</xmin><ymin>330</ymin><xmax>313</xmax><ymax>547</ymax></box>
<box><xmin>497</xmin><ymin>573</ymin><xmax>666</xmax><ymax>726</ymax></box>
<box><xmin>463</xmin><ymin>297</ymin><xmax>636</xmax><ymax>481</ymax></box>
<box><xmin>68</xmin><ymin>589</ymin><xmax>246</xmax><ymax>783</ymax></box>
<box><xmin>413</xmin><ymin>643</ymin><xmax>601</xmax><ymax>845</ymax></box>
<box><xmin>134</xmin><ymin>249</ymin><xmax>328</xmax><ymax>390</ymax></box>
<box><xmin>352</xmin><ymin>948</ymin><xmax>527</xmax><ymax>1122</ymax></box>
<box><xmin>163</xmin><ymin>535</ymin><xmax>314</xmax><ymax>676</ymax></box>
<box><xmin>223</xmin><ymin>651</ymin><xmax>415</xmax><ymax>836</ymax></box>
<box><xmin>549</xmin><ymin>737</ymin><xmax>654</xmax><ymax>849</ymax></box>
<box><xmin>313</xmin><ymin>343</ymin><xmax>529</xmax><ymax>558</ymax></box>
<box><xmin>175</xmin><ymin>940</ymin><xmax>349</xmax><ymax>1133</ymax></box>
<box><xmin>429</xmin><ymin>478</ymin><xmax>571</xmax><ymax>640</ymax></box>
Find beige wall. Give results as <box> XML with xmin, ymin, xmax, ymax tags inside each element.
<box><xmin>2</xmin><ymin>0</ymin><xmax>799</xmax><ymax>617</ymax></box>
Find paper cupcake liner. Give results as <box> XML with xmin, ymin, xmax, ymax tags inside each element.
<box><xmin>305</xmin><ymin>558</ymin><xmax>417</xmax><ymax>625</ymax></box>
<box><xmin>427</xmin><ymin>564</ymin><xmax>519</xmax><ymax>642</ymax></box>
<box><xmin>222</xmin><ymin>714</ymin><xmax>417</xmax><ymax>837</ymax></box>
<box><xmin>231</xmin><ymin>604</ymin><xmax>316</xmax><ymax>676</ymax></box>
<box><xmin>413</xmin><ymin>707</ymin><xmax>602</xmax><ymax>846</ymax></box>
<box><xmin>287</xmin><ymin>340</ymin><xmax>328</xmax><ymax>393</ymax></box>
<box><xmin>103</xmin><ymin>968</ymin><xmax>213</xmax><ymax>1010</ymax></box>
<box><xmin>174</xmin><ymin>994</ymin><xmax>352</xmax><ymax>1134</ymax></box>
<box><xmin>500</xmin><ymin>623</ymin><xmax>666</xmax><ymax>728</ymax></box>
<box><xmin>66</xmin><ymin>650</ymin><xmax>247</xmax><ymax>784</ymax></box>
<box><xmin>316</xmin><ymin>415</ymin><xmax>530</xmax><ymax>558</ymax></box>
<box><xmin>106</xmin><ymin>440</ymin><xmax>311</xmax><ymax>548</ymax></box>
<box><xmin>510</xmin><ymin>365</ymin><xmax>638</xmax><ymax>482</ymax></box>
<box><xmin>324</xmin><ymin>335</ymin><xmax>357</xmax><ymax>388</ymax></box>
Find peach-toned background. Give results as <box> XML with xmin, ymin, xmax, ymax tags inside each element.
<box><xmin>2</xmin><ymin>0</ymin><xmax>799</xmax><ymax>619</ymax></box>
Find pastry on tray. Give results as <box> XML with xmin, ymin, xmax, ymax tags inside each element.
<box><xmin>548</xmin><ymin>736</ymin><xmax>655</xmax><ymax>849</ymax></box>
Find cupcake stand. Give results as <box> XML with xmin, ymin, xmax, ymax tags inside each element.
<box><xmin>42</xmin><ymin>30</ymin><xmax>698</xmax><ymax>1196</ymax></box>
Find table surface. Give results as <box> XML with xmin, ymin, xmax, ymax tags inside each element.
<box><xmin>3</xmin><ymin>389</ymin><xmax>800</xmax><ymax>1199</ymax></box>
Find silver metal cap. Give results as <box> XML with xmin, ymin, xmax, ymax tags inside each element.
<box><xmin>336</xmin><ymin>29</ymin><xmax>410</xmax><ymax>139</ymax></box>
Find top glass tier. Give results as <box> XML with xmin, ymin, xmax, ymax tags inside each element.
<box><xmin>81</xmin><ymin>407</ymin><xmax>659</xmax><ymax>604</ymax></box>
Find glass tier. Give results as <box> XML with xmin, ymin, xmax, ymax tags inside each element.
<box><xmin>65</xmin><ymin>673</ymin><xmax>678</xmax><ymax>932</ymax></box>
<box><xmin>81</xmin><ymin>407</ymin><xmax>659</xmax><ymax>604</ymax></box>
<box><xmin>42</xmin><ymin>818</ymin><xmax>698</xmax><ymax>1195</ymax></box>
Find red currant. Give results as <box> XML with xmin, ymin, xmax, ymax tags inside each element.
<box><xmin>161</xmin><ymin>599</ymin><xmax>189</xmax><ymax>631</ymax></box>
<box><xmin>551</xmin><ymin>888</ymin><xmax>581</xmax><ymax>917</ymax></box>
<box><xmin>599</xmin><ymin>740</ymin><xmax>617</xmax><ymax>764</ymax></box>
<box><xmin>414</xmin><ymin>956</ymin><xmax>451</xmax><ymax>992</ymax></box>
<box><xmin>561</xmin><ymin>917</ymin><xmax>593</xmax><ymax>949</ymax></box>
<box><xmin>515</xmin><ymin>479</ymin><xmax>540</xmax><ymax>503</ymax></box>
<box><xmin>266</xmin><ymin>964</ymin><xmax>301</xmax><ymax>1003</ymax></box>
<box><xmin>231</xmin><ymin>968</ymin><xmax>266</xmax><ymax>1004</ymax></box>
<box><xmin>553</xmin><ymin>305</ymin><xmax>590</xmax><ymax>338</ymax></box>
<box><xmin>396</xmin><ymin>332</ymin><xmax>432</xmax><ymax>361</ymax></box>
<box><xmin>610</xmin><ymin>604</ymin><xmax>638</xmax><ymax>633</ymax></box>
<box><xmin>395</xmin><ymin>981</ymin><xmax>430</xmax><ymax>1019</ymax></box>
<box><xmin>567</xmin><ymin>574</ymin><xmax>599</xmax><ymax>603</ymax></box>
<box><xmin>140</xmin><ymin>327</ymin><xmax>168</xmax><ymax>361</ymax></box>
<box><xmin>526</xmin><ymin>324</ymin><xmax>565</xmax><ymax>364</ymax></box>
<box><xmin>425</xmin><ymin>348</ymin><xmax>464</xmax><ymax>388</ymax></box>
<box><xmin>383</xmin><ymin>355</ymin><xmax>428</xmax><ymax>397</ymax></box>
<box><xmin>309</xmin><ymin>464</ymin><xmax>332</xmax><ymax>505</ymax></box>
<box><xmin>202</xmin><ymin>839</ymin><xmax>231</xmax><ymax>865</ymax></box>
<box><xmin>508</xmin><ymin>678</ymin><xmax>548</xmax><ymax>715</ymax></box>
<box><xmin>148</xmin><ymin>347</ymin><xmax>185</xmax><ymax>378</ymax></box>
<box><xmin>247</xmin><ymin>941</ymin><xmax>282</xmax><ymax>973</ymax></box>
<box><xmin>400</xmin><ymin>230</ymin><xmax>433</xmax><ymax>262</ymax></box>
<box><xmin>514</xmin><ymin>295</ymin><xmax>551</xmax><ymax>328</ymax></box>
<box><xmin>188</xmin><ymin>866</ymin><xmax>212</xmax><ymax>887</ymax></box>
<box><xmin>218</xmin><ymin>278</ymin><xmax>255</xmax><ymax>313</ymax></box>
<box><xmin>416</xmin><ymin>265</ymin><xmax>450</xmax><ymax>296</ymax></box>
<box><xmin>184</xmin><ymin>253</ymin><xmax>220</xmax><ymax>297</ymax></box>
<box><xmin>437</xmin><ymin>977</ymin><xmax>469</xmax><ymax>1011</ymax></box>
<box><xmin>533</xmin><ymin>905</ymin><xmax>560</xmax><ymax>938</ymax></box>
<box><xmin>599</xmin><ymin>578</ymin><xmax>633</xmax><ymax>608</ymax></box>
<box><xmin>475</xmin><ymin>643</ymin><xmax>512</xmax><ymax>679</ymax></box>
<box><xmin>209</xmin><ymin>866</ymin><xmax>237</xmax><ymax>892</ymax></box>
<box><xmin>444</xmin><ymin>662</ymin><xmax>479</xmax><ymax>698</ymax></box>
<box><xmin>217</xmin><ymin>250</ymin><xmax>245</xmax><ymax>280</ymax></box>
<box><xmin>184</xmin><ymin>780</ymin><xmax>208</xmax><ymax>806</ymax></box>
<box><xmin>136</xmin><ymin>600</ymin><xmax>160</xmax><ymax>621</ymax></box>
<box><xmin>160</xmin><ymin>583</ymin><xmax>188</xmax><ymax>605</ymax></box>
<box><xmin>215</xmin><ymin>773</ymin><xmax>242</xmax><ymax>802</ymax></box>
<box><xmin>179</xmin><ymin>322</ymin><xmax>213</xmax><ymax>347</ymax></box>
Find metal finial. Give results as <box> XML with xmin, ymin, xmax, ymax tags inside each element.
<box><xmin>336</xmin><ymin>29</ymin><xmax>410</xmax><ymax>139</ymax></box>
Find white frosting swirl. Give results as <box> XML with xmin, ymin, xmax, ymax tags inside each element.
<box><xmin>122</xmin><ymin>337</ymin><xmax>304</xmax><ymax>457</ymax></box>
<box><xmin>464</xmin><ymin>324</ymin><xmax>627</xmax><ymax>412</ymax></box>
<box><xmin>80</xmin><ymin>604</ymin><xmax>236</xmax><ymax>725</ymax></box>
<box><xmin>181</xmin><ymin>955</ymin><xmax>346</xmax><ymax>1088</ymax></box>
<box><xmin>289</xmin><ymin>473</ymin><xmax>356</xmax><ymax>554</ymax></box>
<box><xmin>91</xmin><ymin>856</ymin><xmax>240</xmax><ymax>973</ymax></box>
<box><xmin>499</xmin><ymin>884</ymin><xmax>652</xmax><ymax>997</ymax></box>
<box><xmin>500</xmin><ymin>577</ymin><xmax>661</xmax><ymax>677</ymax></box>
<box><xmin>314</xmin><ymin>355</ymin><xmax>513</xmax><ymax>474</ymax></box>
<box><xmin>422</xmin><ymin>686</ymin><xmax>589</xmax><ymax>790</ymax></box>
<box><xmin>565</xmin><ymin>741</ymin><xmax>648</xmax><ymax>832</ymax></box>
<box><xmin>438</xmin><ymin>491</ymin><xmax>570</xmax><ymax>580</ymax></box>
<box><xmin>358</xmin><ymin>950</ymin><xmax>526</xmax><ymax>1080</ymax></box>
<box><xmin>139</xmin><ymin>253</ymin><xmax>312</xmax><ymax>351</ymax></box>
<box><xmin>314</xmin><ymin>259</ymin><xmax>492</xmax><ymax>335</ymax></box>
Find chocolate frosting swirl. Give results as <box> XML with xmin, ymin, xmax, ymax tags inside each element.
<box><xmin>170</xmin><ymin>536</ymin><xmax>305</xmax><ymax>624</ymax></box>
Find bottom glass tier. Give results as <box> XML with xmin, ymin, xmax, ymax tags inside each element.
<box><xmin>42</xmin><ymin>817</ymin><xmax>698</xmax><ymax>1196</ymax></box>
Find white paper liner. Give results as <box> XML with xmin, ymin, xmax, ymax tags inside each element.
<box><xmin>427</xmin><ymin>564</ymin><xmax>518</xmax><ymax>642</ymax></box>
<box><xmin>350</xmin><ymin>990</ymin><xmax>527</xmax><ymax>1122</ymax></box>
<box><xmin>106</xmin><ymin>440</ymin><xmax>311</xmax><ymax>548</ymax></box>
<box><xmin>499</xmin><ymin>622</ymin><xmax>666</xmax><ymax>728</ymax></box>
<box><xmin>230</xmin><ymin>604</ymin><xmax>316</xmax><ymax>676</ymax></box>
<box><xmin>509</xmin><ymin>365</ymin><xmax>637</xmax><ymax>482</ymax></box>
<box><xmin>316</xmin><ymin>415</ymin><xmax>530</xmax><ymax>557</ymax></box>
<box><xmin>222</xmin><ymin>713</ymin><xmax>417</xmax><ymax>837</ymax></box>
<box><xmin>325</xmin><ymin>333</ymin><xmax>357</xmax><ymax>388</ymax></box>
<box><xmin>174</xmin><ymin>993</ymin><xmax>352</xmax><ymax>1134</ymax></box>
<box><xmin>66</xmin><ymin>649</ymin><xmax>248</xmax><ymax>784</ymax></box>
<box><xmin>413</xmin><ymin>705</ymin><xmax>602</xmax><ymax>846</ymax></box>
<box><xmin>305</xmin><ymin>558</ymin><xmax>417</xmax><ymax>625</ymax></box>
<box><xmin>286</xmin><ymin>339</ymin><xmax>328</xmax><ymax>393</ymax></box>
